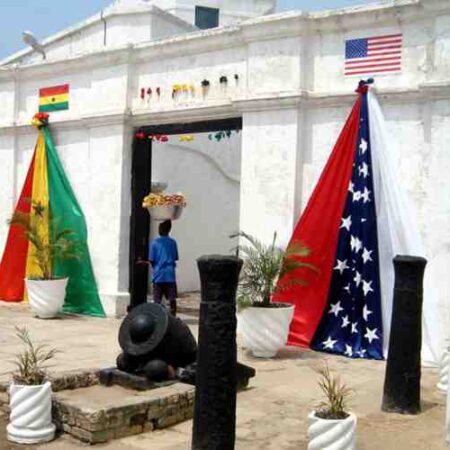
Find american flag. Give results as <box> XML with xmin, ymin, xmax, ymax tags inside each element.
<box><xmin>345</xmin><ymin>34</ymin><xmax>402</xmax><ymax>76</ymax></box>
<box><xmin>311</xmin><ymin>91</ymin><xmax>383</xmax><ymax>360</ymax></box>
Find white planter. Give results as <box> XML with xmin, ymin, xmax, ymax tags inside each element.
<box><xmin>438</xmin><ymin>341</ymin><xmax>450</xmax><ymax>394</ymax></box>
<box><xmin>308</xmin><ymin>411</ymin><xmax>357</xmax><ymax>450</ymax></box>
<box><xmin>438</xmin><ymin>347</ymin><xmax>449</xmax><ymax>394</ymax></box>
<box><xmin>7</xmin><ymin>381</ymin><xmax>55</xmax><ymax>444</ymax></box>
<box><xmin>26</xmin><ymin>278</ymin><xmax>68</xmax><ymax>319</ymax></box>
<box><xmin>237</xmin><ymin>304</ymin><xmax>294</xmax><ymax>358</ymax></box>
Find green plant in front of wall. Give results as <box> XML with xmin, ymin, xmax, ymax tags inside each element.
<box><xmin>7</xmin><ymin>327</ymin><xmax>59</xmax><ymax>443</ymax></box>
<box><xmin>231</xmin><ymin>231</ymin><xmax>317</xmax><ymax>311</ymax></box>
<box><xmin>9</xmin><ymin>203</ymin><xmax>82</xmax><ymax>280</ymax></box>
<box><xmin>11</xmin><ymin>326</ymin><xmax>58</xmax><ymax>385</ymax></box>
<box><xmin>315</xmin><ymin>362</ymin><xmax>353</xmax><ymax>420</ymax></box>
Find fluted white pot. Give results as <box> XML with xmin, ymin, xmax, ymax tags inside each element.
<box><xmin>7</xmin><ymin>381</ymin><xmax>55</xmax><ymax>444</ymax></box>
<box><xmin>308</xmin><ymin>411</ymin><xmax>356</xmax><ymax>450</ymax></box>
<box><xmin>437</xmin><ymin>342</ymin><xmax>450</xmax><ymax>394</ymax></box>
<box><xmin>237</xmin><ymin>304</ymin><xmax>294</xmax><ymax>358</ymax></box>
<box><xmin>26</xmin><ymin>278</ymin><xmax>68</xmax><ymax>319</ymax></box>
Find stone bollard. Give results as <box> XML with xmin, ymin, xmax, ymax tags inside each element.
<box><xmin>382</xmin><ymin>255</ymin><xmax>427</xmax><ymax>414</ymax></box>
<box><xmin>192</xmin><ymin>255</ymin><xmax>243</xmax><ymax>450</ymax></box>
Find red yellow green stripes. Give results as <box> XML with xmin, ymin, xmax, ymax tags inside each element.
<box><xmin>0</xmin><ymin>117</ymin><xmax>104</xmax><ymax>317</ymax></box>
<box><xmin>39</xmin><ymin>84</ymin><xmax>69</xmax><ymax>112</ymax></box>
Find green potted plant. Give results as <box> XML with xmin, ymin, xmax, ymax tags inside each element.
<box><xmin>232</xmin><ymin>231</ymin><xmax>315</xmax><ymax>358</ymax></box>
<box><xmin>10</xmin><ymin>204</ymin><xmax>81</xmax><ymax>318</ymax></box>
<box><xmin>308</xmin><ymin>363</ymin><xmax>356</xmax><ymax>450</ymax></box>
<box><xmin>7</xmin><ymin>327</ymin><xmax>58</xmax><ymax>444</ymax></box>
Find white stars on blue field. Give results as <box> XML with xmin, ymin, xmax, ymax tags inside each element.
<box><xmin>311</xmin><ymin>91</ymin><xmax>383</xmax><ymax>360</ymax></box>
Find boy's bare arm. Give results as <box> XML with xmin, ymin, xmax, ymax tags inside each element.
<box><xmin>136</xmin><ymin>257</ymin><xmax>152</xmax><ymax>265</ymax></box>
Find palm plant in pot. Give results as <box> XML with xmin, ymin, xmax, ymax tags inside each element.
<box><xmin>7</xmin><ymin>327</ymin><xmax>58</xmax><ymax>444</ymax></box>
<box><xmin>308</xmin><ymin>363</ymin><xmax>356</xmax><ymax>450</ymax></box>
<box><xmin>10</xmin><ymin>204</ymin><xmax>81</xmax><ymax>318</ymax></box>
<box><xmin>232</xmin><ymin>231</ymin><xmax>316</xmax><ymax>358</ymax></box>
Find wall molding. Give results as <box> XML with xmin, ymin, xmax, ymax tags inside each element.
<box><xmin>1</xmin><ymin>81</ymin><xmax>450</xmax><ymax>133</ymax></box>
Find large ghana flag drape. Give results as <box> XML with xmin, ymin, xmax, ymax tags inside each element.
<box><xmin>0</xmin><ymin>114</ymin><xmax>105</xmax><ymax>317</ymax></box>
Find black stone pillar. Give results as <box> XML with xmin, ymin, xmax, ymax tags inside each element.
<box><xmin>382</xmin><ymin>255</ymin><xmax>427</xmax><ymax>414</ymax></box>
<box><xmin>192</xmin><ymin>255</ymin><xmax>243</xmax><ymax>450</ymax></box>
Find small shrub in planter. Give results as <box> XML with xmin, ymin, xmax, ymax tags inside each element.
<box><xmin>7</xmin><ymin>327</ymin><xmax>58</xmax><ymax>444</ymax></box>
<box><xmin>232</xmin><ymin>231</ymin><xmax>316</xmax><ymax>358</ymax></box>
<box><xmin>308</xmin><ymin>363</ymin><xmax>356</xmax><ymax>450</ymax></box>
<box><xmin>10</xmin><ymin>206</ymin><xmax>81</xmax><ymax>318</ymax></box>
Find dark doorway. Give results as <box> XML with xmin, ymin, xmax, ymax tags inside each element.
<box><xmin>129</xmin><ymin>117</ymin><xmax>242</xmax><ymax>310</ymax></box>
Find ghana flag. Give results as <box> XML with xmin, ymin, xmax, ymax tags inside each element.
<box><xmin>0</xmin><ymin>112</ymin><xmax>105</xmax><ymax>317</ymax></box>
<box><xmin>39</xmin><ymin>84</ymin><xmax>69</xmax><ymax>112</ymax></box>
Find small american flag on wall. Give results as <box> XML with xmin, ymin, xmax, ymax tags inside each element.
<box><xmin>344</xmin><ymin>34</ymin><xmax>402</xmax><ymax>76</ymax></box>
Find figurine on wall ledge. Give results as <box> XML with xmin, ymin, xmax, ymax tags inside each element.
<box><xmin>219</xmin><ymin>75</ymin><xmax>228</xmax><ymax>95</ymax></box>
<box><xmin>201</xmin><ymin>79</ymin><xmax>210</xmax><ymax>99</ymax></box>
<box><xmin>116</xmin><ymin>303</ymin><xmax>197</xmax><ymax>382</ymax></box>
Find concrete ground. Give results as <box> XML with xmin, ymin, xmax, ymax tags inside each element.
<box><xmin>0</xmin><ymin>296</ymin><xmax>447</xmax><ymax>450</ymax></box>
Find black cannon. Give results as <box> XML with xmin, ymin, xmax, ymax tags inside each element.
<box><xmin>100</xmin><ymin>300</ymin><xmax>254</xmax><ymax>392</ymax></box>
<box><xmin>101</xmin><ymin>303</ymin><xmax>197</xmax><ymax>386</ymax></box>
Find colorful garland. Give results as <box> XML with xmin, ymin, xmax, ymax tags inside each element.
<box><xmin>31</xmin><ymin>112</ymin><xmax>50</xmax><ymax>129</ymax></box>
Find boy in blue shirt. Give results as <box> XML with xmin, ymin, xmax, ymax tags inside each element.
<box><xmin>147</xmin><ymin>220</ymin><xmax>179</xmax><ymax>316</ymax></box>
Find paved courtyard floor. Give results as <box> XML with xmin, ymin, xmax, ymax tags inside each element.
<box><xmin>0</xmin><ymin>296</ymin><xmax>447</xmax><ymax>450</ymax></box>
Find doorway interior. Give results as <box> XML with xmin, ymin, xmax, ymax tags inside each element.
<box><xmin>129</xmin><ymin>117</ymin><xmax>242</xmax><ymax>309</ymax></box>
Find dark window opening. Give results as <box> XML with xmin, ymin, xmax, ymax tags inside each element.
<box><xmin>195</xmin><ymin>6</ymin><xmax>219</xmax><ymax>30</ymax></box>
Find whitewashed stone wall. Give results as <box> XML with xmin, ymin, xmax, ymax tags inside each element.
<box><xmin>240</xmin><ymin>108</ymin><xmax>300</xmax><ymax>248</ymax></box>
<box><xmin>0</xmin><ymin>0</ymin><xmax>448</xmax><ymax>327</ymax></box>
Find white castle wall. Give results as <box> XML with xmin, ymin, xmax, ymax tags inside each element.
<box><xmin>0</xmin><ymin>1</ymin><xmax>448</xmax><ymax>335</ymax></box>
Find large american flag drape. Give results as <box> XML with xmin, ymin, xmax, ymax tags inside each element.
<box><xmin>310</xmin><ymin>90</ymin><xmax>383</xmax><ymax>360</ymax></box>
<box><xmin>273</xmin><ymin>81</ymin><xmax>439</xmax><ymax>365</ymax></box>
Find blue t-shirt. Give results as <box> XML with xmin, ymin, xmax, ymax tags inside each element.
<box><xmin>149</xmin><ymin>236</ymin><xmax>179</xmax><ymax>283</ymax></box>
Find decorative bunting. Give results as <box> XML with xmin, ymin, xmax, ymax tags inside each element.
<box><xmin>208</xmin><ymin>130</ymin><xmax>237</xmax><ymax>142</ymax></box>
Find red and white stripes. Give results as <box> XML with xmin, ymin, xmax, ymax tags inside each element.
<box><xmin>345</xmin><ymin>34</ymin><xmax>402</xmax><ymax>76</ymax></box>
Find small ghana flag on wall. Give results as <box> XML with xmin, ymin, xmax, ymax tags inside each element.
<box><xmin>39</xmin><ymin>84</ymin><xmax>69</xmax><ymax>112</ymax></box>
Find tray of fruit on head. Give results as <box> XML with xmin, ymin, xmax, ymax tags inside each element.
<box><xmin>142</xmin><ymin>183</ymin><xmax>187</xmax><ymax>221</ymax></box>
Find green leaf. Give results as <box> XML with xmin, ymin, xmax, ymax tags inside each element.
<box><xmin>11</xmin><ymin>326</ymin><xmax>58</xmax><ymax>385</ymax></box>
<box><xmin>231</xmin><ymin>231</ymin><xmax>317</xmax><ymax>306</ymax></box>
